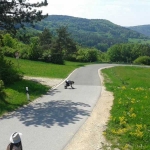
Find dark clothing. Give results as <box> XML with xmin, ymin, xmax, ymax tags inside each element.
<box><xmin>6</xmin><ymin>142</ymin><xmax>23</xmax><ymax>150</ymax></box>
<box><xmin>65</xmin><ymin>80</ymin><xmax>74</xmax><ymax>89</ymax></box>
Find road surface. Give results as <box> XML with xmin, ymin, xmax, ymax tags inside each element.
<box><xmin>0</xmin><ymin>64</ymin><xmax>116</xmax><ymax>150</ymax></box>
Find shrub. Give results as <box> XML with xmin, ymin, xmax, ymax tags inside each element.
<box><xmin>1</xmin><ymin>46</ymin><xmax>16</xmax><ymax>57</ymax></box>
<box><xmin>76</xmin><ymin>48</ymin><xmax>98</xmax><ymax>62</ymax></box>
<box><xmin>51</xmin><ymin>53</ymin><xmax>64</xmax><ymax>64</ymax></box>
<box><xmin>133</xmin><ymin>56</ymin><xmax>150</xmax><ymax>65</ymax></box>
<box><xmin>29</xmin><ymin>37</ymin><xmax>42</xmax><ymax>60</ymax></box>
<box><xmin>41</xmin><ymin>50</ymin><xmax>52</xmax><ymax>62</ymax></box>
<box><xmin>65</xmin><ymin>54</ymin><xmax>77</xmax><ymax>61</ymax></box>
<box><xmin>0</xmin><ymin>50</ymin><xmax>22</xmax><ymax>85</ymax></box>
<box><xmin>2</xmin><ymin>33</ymin><xmax>17</xmax><ymax>48</ymax></box>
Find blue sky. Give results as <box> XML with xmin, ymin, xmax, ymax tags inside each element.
<box><xmin>35</xmin><ymin>0</ymin><xmax>150</xmax><ymax>27</ymax></box>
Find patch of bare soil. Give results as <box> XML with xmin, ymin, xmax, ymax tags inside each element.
<box><xmin>23</xmin><ymin>76</ymin><xmax>63</xmax><ymax>88</ymax></box>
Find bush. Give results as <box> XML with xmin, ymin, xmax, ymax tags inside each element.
<box><xmin>51</xmin><ymin>53</ymin><xmax>64</xmax><ymax>64</ymax></box>
<box><xmin>76</xmin><ymin>48</ymin><xmax>98</xmax><ymax>62</ymax></box>
<box><xmin>133</xmin><ymin>56</ymin><xmax>150</xmax><ymax>65</ymax></box>
<box><xmin>2</xmin><ymin>46</ymin><xmax>16</xmax><ymax>57</ymax></box>
<box><xmin>16</xmin><ymin>43</ymin><xmax>30</xmax><ymax>59</ymax></box>
<box><xmin>65</xmin><ymin>54</ymin><xmax>77</xmax><ymax>61</ymax></box>
<box><xmin>29</xmin><ymin>37</ymin><xmax>42</xmax><ymax>60</ymax></box>
<box><xmin>2</xmin><ymin>33</ymin><xmax>17</xmax><ymax>48</ymax></box>
<box><xmin>41</xmin><ymin>50</ymin><xmax>52</xmax><ymax>62</ymax></box>
<box><xmin>0</xmin><ymin>50</ymin><xmax>22</xmax><ymax>85</ymax></box>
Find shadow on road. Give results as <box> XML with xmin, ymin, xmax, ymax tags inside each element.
<box><xmin>2</xmin><ymin>100</ymin><xmax>90</xmax><ymax>128</ymax></box>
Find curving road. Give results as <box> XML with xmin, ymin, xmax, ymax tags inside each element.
<box><xmin>0</xmin><ymin>64</ymin><xmax>117</xmax><ymax>150</ymax></box>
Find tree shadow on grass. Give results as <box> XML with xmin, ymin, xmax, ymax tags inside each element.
<box><xmin>6</xmin><ymin>79</ymin><xmax>50</xmax><ymax>97</ymax></box>
<box><xmin>1</xmin><ymin>100</ymin><xmax>90</xmax><ymax>128</ymax></box>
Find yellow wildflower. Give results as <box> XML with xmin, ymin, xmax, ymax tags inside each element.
<box><xmin>122</xmin><ymin>86</ymin><xmax>126</xmax><ymax>90</ymax></box>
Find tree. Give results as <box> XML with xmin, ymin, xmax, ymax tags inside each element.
<box><xmin>54</xmin><ymin>26</ymin><xmax>70</xmax><ymax>53</ymax></box>
<box><xmin>76</xmin><ymin>48</ymin><xmax>98</xmax><ymax>62</ymax></box>
<box><xmin>0</xmin><ymin>0</ymin><xmax>48</xmax><ymax>33</ymax></box>
<box><xmin>51</xmin><ymin>26</ymin><xmax>77</xmax><ymax>64</ymax></box>
<box><xmin>39</xmin><ymin>28</ymin><xmax>52</xmax><ymax>46</ymax></box>
<box><xmin>107</xmin><ymin>44</ymin><xmax>122</xmax><ymax>62</ymax></box>
<box><xmin>2</xmin><ymin>33</ymin><xmax>17</xmax><ymax>48</ymax></box>
<box><xmin>29</xmin><ymin>37</ymin><xmax>42</xmax><ymax>60</ymax></box>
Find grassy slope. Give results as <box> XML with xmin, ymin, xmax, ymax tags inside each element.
<box><xmin>6</xmin><ymin>57</ymin><xmax>88</xmax><ymax>78</ymax></box>
<box><xmin>102</xmin><ymin>66</ymin><xmax>150</xmax><ymax>149</ymax></box>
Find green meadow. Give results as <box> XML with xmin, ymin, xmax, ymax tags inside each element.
<box><xmin>0</xmin><ymin>57</ymin><xmax>89</xmax><ymax>116</ymax></box>
<box><xmin>6</xmin><ymin>57</ymin><xmax>88</xmax><ymax>78</ymax></box>
<box><xmin>102</xmin><ymin>66</ymin><xmax>150</xmax><ymax>149</ymax></box>
<box><xmin>128</xmin><ymin>38</ymin><xmax>150</xmax><ymax>44</ymax></box>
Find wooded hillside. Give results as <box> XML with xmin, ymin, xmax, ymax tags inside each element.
<box><xmin>128</xmin><ymin>25</ymin><xmax>150</xmax><ymax>37</ymax></box>
<box><xmin>21</xmin><ymin>15</ymin><xmax>148</xmax><ymax>51</ymax></box>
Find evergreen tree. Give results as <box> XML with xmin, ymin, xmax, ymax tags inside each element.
<box><xmin>39</xmin><ymin>28</ymin><xmax>52</xmax><ymax>51</ymax></box>
<box><xmin>51</xmin><ymin>26</ymin><xmax>77</xmax><ymax>64</ymax></box>
<box><xmin>0</xmin><ymin>0</ymin><xmax>48</xmax><ymax>33</ymax></box>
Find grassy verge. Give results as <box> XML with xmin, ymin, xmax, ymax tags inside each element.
<box><xmin>0</xmin><ymin>80</ymin><xmax>50</xmax><ymax>116</ymax></box>
<box><xmin>102</xmin><ymin>66</ymin><xmax>150</xmax><ymax>150</ymax></box>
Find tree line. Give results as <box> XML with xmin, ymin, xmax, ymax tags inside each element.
<box><xmin>1</xmin><ymin>26</ymin><xmax>100</xmax><ymax>64</ymax></box>
<box><xmin>107</xmin><ymin>43</ymin><xmax>150</xmax><ymax>65</ymax></box>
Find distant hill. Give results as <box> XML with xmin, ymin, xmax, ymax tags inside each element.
<box><xmin>128</xmin><ymin>25</ymin><xmax>150</xmax><ymax>37</ymax></box>
<box><xmin>23</xmin><ymin>15</ymin><xmax>149</xmax><ymax>51</ymax></box>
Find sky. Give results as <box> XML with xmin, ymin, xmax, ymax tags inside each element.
<box><xmin>33</xmin><ymin>0</ymin><xmax>150</xmax><ymax>27</ymax></box>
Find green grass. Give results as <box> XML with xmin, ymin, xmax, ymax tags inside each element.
<box><xmin>102</xmin><ymin>66</ymin><xmax>150</xmax><ymax>149</ymax></box>
<box><xmin>128</xmin><ymin>38</ymin><xmax>150</xmax><ymax>44</ymax></box>
<box><xmin>6</xmin><ymin>57</ymin><xmax>89</xmax><ymax>78</ymax></box>
<box><xmin>0</xmin><ymin>80</ymin><xmax>49</xmax><ymax>116</ymax></box>
<box><xmin>0</xmin><ymin>57</ymin><xmax>89</xmax><ymax>116</ymax></box>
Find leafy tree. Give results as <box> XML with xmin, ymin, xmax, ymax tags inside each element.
<box><xmin>29</xmin><ymin>37</ymin><xmax>42</xmax><ymax>60</ymax></box>
<box><xmin>133</xmin><ymin>56</ymin><xmax>150</xmax><ymax>65</ymax></box>
<box><xmin>0</xmin><ymin>0</ymin><xmax>48</xmax><ymax>33</ymax></box>
<box><xmin>107</xmin><ymin>43</ymin><xmax>150</xmax><ymax>63</ymax></box>
<box><xmin>2</xmin><ymin>33</ymin><xmax>17</xmax><ymax>48</ymax></box>
<box><xmin>76</xmin><ymin>48</ymin><xmax>98</xmax><ymax>62</ymax></box>
<box><xmin>107</xmin><ymin>44</ymin><xmax>122</xmax><ymax>62</ymax></box>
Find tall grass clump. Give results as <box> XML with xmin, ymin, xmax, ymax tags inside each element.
<box><xmin>102</xmin><ymin>66</ymin><xmax>150</xmax><ymax>149</ymax></box>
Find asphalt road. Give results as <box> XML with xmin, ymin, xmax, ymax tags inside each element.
<box><xmin>0</xmin><ymin>64</ymin><xmax>116</xmax><ymax>150</ymax></box>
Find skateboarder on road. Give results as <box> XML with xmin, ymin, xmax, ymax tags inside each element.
<box><xmin>65</xmin><ymin>80</ymin><xmax>74</xmax><ymax>89</ymax></box>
